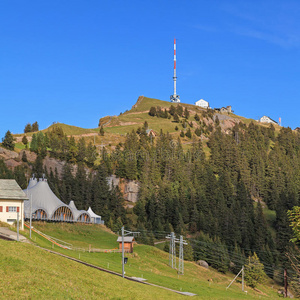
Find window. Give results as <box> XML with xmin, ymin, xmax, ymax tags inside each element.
<box><xmin>8</xmin><ymin>207</ymin><xmax>17</xmax><ymax>212</ymax></box>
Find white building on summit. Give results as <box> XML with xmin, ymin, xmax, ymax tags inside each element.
<box><xmin>195</xmin><ymin>99</ymin><xmax>209</xmax><ymax>109</ymax></box>
<box><xmin>259</xmin><ymin>116</ymin><xmax>277</xmax><ymax>124</ymax></box>
<box><xmin>23</xmin><ymin>177</ymin><xmax>104</xmax><ymax>224</ymax></box>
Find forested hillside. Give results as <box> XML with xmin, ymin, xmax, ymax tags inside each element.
<box><xmin>1</xmin><ymin>97</ymin><xmax>300</xmax><ymax>291</ymax></box>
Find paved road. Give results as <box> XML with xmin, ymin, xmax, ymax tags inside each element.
<box><xmin>0</xmin><ymin>227</ymin><xmax>27</xmax><ymax>242</ymax></box>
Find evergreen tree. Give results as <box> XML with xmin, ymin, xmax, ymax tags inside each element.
<box><xmin>176</xmin><ymin>104</ymin><xmax>183</xmax><ymax>116</ymax></box>
<box><xmin>184</xmin><ymin>107</ymin><xmax>190</xmax><ymax>119</ymax></box>
<box><xmin>173</xmin><ymin>113</ymin><xmax>180</xmax><ymax>123</ymax></box>
<box><xmin>169</xmin><ymin>105</ymin><xmax>176</xmax><ymax>116</ymax></box>
<box><xmin>2</xmin><ymin>130</ymin><xmax>15</xmax><ymax>150</ymax></box>
<box><xmin>32</xmin><ymin>121</ymin><xmax>39</xmax><ymax>132</ymax></box>
<box><xmin>149</xmin><ymin>107</ymin><xmax>157</xmax><ymax>116</ymax></box>
<box><xmin>185</xmin><ymin>128</ymin><xmax>192</xmax><ymax>139</ymax></box>
<box><xmin>24</xmin><ymin>123</ymin><xmax>32</xmax><ymax>133</ymax></box>
<box><xmin>244</xmin><ymin>253</ymin><xmax>266</xmax><ymax>288</ymax></box>
<box><xmin>22</xmin><ymin>151</ymin><xmax>28</xmax><ymax>162</ymax></box>
<box><xmin>77</xmin><ymin>138</ymin><xmax>86</xmax><ymax>163</ymax></box>
<box><xmin>99</xmin><ymin>126</ymin><xmax>105</xmax><ymax>136</ymax></box>
<box><xmin>22</xmin><ymin>135</ymin><xmax>28</xmax><ymax>148</ymax></box>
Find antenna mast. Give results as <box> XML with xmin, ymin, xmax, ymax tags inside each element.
<box><xmin>170</xmin><ymin>38</ymin><xmax>180</xmax><ymax>103</ymax></box>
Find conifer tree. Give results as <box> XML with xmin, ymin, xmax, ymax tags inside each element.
<box><xmin>244</xmin><ymin>253</ymin><xmax>266</xmax><ymax>288</ymax></box>
<box><xmin>32</xmin><ymin>121</ymin><xmax>39</xmax><ymax>132</ymax></box>
<box><xmin>22</xmin><ymin>135</ymin><xmax>28</xmax><ymax>148</ymax></box>
<box><xmin>2</xmin><ymin>130</ymin><xmax>15</xmax><ymax>150</ymax></box>
<box><xmin>99</xmin><ymin>126</ymin><xmax>105</xmax><ymax>136</ymax></box>
<box><xmin>24</xmin><ymin>123</ymin><xmax>32</xmax><ymax>133</ymax></box>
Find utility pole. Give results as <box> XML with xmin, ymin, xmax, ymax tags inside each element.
<box><xmin>121</xmin><ymin>226</ymin><xmax>140</xmax><ymax>278</ymax></box>
<box><xmin>178</xmin><ymin>235</ymin><xmax>183</xmax><ymax>274</ymax></box>
<box><xmin>178</xmin><ymin>235</ymin><xmax>188</xmax><ymax>275</ymax></box>
<box><xmin>122</xmin><ymin>226</ymin><xmax>124</xmax><ymax>278</ymax></box>
<box><xmin>166</xmin><ymin>232</ymin><xmax>176</xmax><ymax>268</ymax></box>
<box><xmin>30</xmin><ymin>194</ymin><xmax>32</xmax><ymax>239</ymax></box>
<box><xmin>170</xmin><ymin>232</ymin><xmax>176</xmax><ymax>269</ymax></box>
<box><xmin>242</xmin><ymin>266</ymin><xmax>244</xmax><ymax>292</ymax></box>
<box><xmin>17</xmin><ymin>211</ymin><xmax>19</xmax><ymax>242</ymax></box>
<box><xmin>166</xmin><ymin>232</ymin><xmax>188</xmax><ymax>272</ymax></box>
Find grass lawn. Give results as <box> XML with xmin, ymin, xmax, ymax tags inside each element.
<box><xmin>18</xmin><ymin>222</ymin><xmax>281</xmax><ymax>299</ymax></box>
<box><xmin>0</xmin><ymin>239</ymin><xmax>186</xmax><ymax>299</ymax></box>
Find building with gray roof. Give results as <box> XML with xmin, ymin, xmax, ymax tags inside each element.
<box><xmin>23</xmin><ymin>177</ymin><xmax>103</xmax><ymax>224</ymax></box>
<box><xmin>0</xmin><ymin>179</ymin><xmax>28</xmax><ymax>229</ymax></box>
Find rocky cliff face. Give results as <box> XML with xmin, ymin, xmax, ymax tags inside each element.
<box><xmin>0</xmin><ymin>147</ymin><xmax>36</xmax><ymax>169</ymax></box>
<box><xmin>0</xmin><ymin>146</ymin><xmax>140</xmax><ymax>204</ymax></box>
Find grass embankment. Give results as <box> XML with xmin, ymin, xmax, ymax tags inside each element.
<box><xmin>19</xmin><ymin>222</ymin><xmax>280</xmax><ymax>299</ymax></box>
<box><xmin>0</xmin><ymin>239</ymin><xmax>185</xmax><ymax>299</ymax></box>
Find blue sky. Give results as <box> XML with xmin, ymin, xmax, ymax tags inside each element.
<box><xmin>1</xmin><ymin>0</ymin><xmax>300</xmax><ymax>139</ymax></box>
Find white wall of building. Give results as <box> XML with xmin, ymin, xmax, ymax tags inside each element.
<box><xmin>260</xmin><ymin>116</ymin><xmax>276</xmax><ymax>124</ymax></box>
<box><xmin>0</xmin><ymin>199</ymin><xmax>24</xmax><ymax>230</ymax></box>
<box><xmin>195</xmin><ymin>99</ymin><xmax>209</xmax><ymax>108</ymax></box>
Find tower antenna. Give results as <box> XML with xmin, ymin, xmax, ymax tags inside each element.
<box><xmin>170</xmin><ymin>38</ymin><xmax>180</xmax><ymax>103</ymax></box>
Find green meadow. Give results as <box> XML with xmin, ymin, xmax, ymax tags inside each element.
<box><xmin>8</xmin><ymin>222</ymin><xmax>282</xmax><ymax>299</ymax></box>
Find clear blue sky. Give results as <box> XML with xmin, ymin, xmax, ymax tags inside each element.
<box><xmin>1</xmin><ymin>0</ymin><xmax>300</xmax><ymax>139</ymax></box>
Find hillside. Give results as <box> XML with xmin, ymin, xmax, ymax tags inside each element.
<box><xmin>1</xmin><ymin>95</ymin><xmax>299</xmax><ymax>298</ymax></box>
<box><xmin>12</xmin><ymin>96</ymin><xmax>282</xmax><ymax>151</ymax></box>
<box><xmin>10</xmin><ymin>222</ymin><xmax>280</xmax><ymax>299</ymax></box>
<box><xmin>0</xmin><ymin>238</ymin><xmax>186</xmax><ymax>299</ymax></box>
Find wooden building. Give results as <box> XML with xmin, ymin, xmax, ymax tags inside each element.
<box><xmin>117</xmin><ymin>236</ymin><xmax>135</xmax><ymax>253</ymax></box>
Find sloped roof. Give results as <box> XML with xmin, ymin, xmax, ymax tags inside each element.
<box><xmin>117</xmin><ymin>236</ymin><xmax>135</xmax><ymax>243</ymax></box>
<box><xmin>260</xmin><ymin>116</ymin><xmax>278</xmax><ymax>124</ymax></box>
<box><xmin>24</xmin><ymin>179</ymin><xmax>69</xmax><ymax>218</ymax></box>
<box><xmin>87</xmin><ymin>207</ymin><xmax>102</xmax><ymax>219</ymax></box>
<box><xmin>0</xmin><ymin>179</ymin><xmax>28</xmax><ymax>200</ymax></box>
<box><xmin>27</xmin><ymin>178</ymin><xmax>38</xmax><ymax>189</ymax></box>
<box><xmin>69</xmin><ymin>200</ymin><xmax>90</xmax><ymax>220</ymax></box>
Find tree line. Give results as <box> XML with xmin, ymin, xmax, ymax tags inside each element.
<box><xmin>101</xmin><ymin>121</ymin><xmax>300</xmax><ymax>280</ymax></box>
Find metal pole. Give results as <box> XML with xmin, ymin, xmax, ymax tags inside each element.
<box><xmin>178</xmin><ymin>235</ymin><xmax>183</xmax><ymax>275</ymax></box>
<box><xmin>242</xmin><ymin>266</ymin><xmax>244</xmax><ymax>292</ymax></box>
<box><xmin>169</xmin><ymin>233</ymin><xmax>172</xmax><ymax>267</ymax></box>
<box><xmin>17</xmin><ymin>211</ymin><xmax>19</xmax><ymax>242</ymax></box>
<box><xmin>30</xmin><ymin>194</ymin><xmax>32</xmax><ymax>239</ymax></box>
<box><xmin>226</xmin><ymin>267</ymin><xmax>243</xmax><ymax>290</ymax></box>
<box><xmin>171</xmin><ymin>232</ymin><xmax>176</xmax><ymax>269</ymax></box>
<box><xmin>122</xmin><ymin>226</ymin><xmax>124</xmax><ymax>278</ymax></box>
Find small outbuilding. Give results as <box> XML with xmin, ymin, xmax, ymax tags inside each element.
<box><xmin>0</xmin><ymin>179</ymin><xmax>28</xmax><ymax>230</ymax></box>
<box><xmin>117</xmin><ymin>236</ymin><xmax>135</xmax><ymax>253</ymax></box>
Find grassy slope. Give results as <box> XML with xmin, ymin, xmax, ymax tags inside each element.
<box><xmin>0</xmin><ymin>239</ymin><xmax>185</xmax><ymax>300</ymax></box>
<box><xmin>13</xmin><ymin>96</ymin><xmax>282</xmax><ymax>150</ymax></box>
<box><xmin>18</xmin><ymin>222</ymin><xmax>281</xmax><ymax>299</ymax></box>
